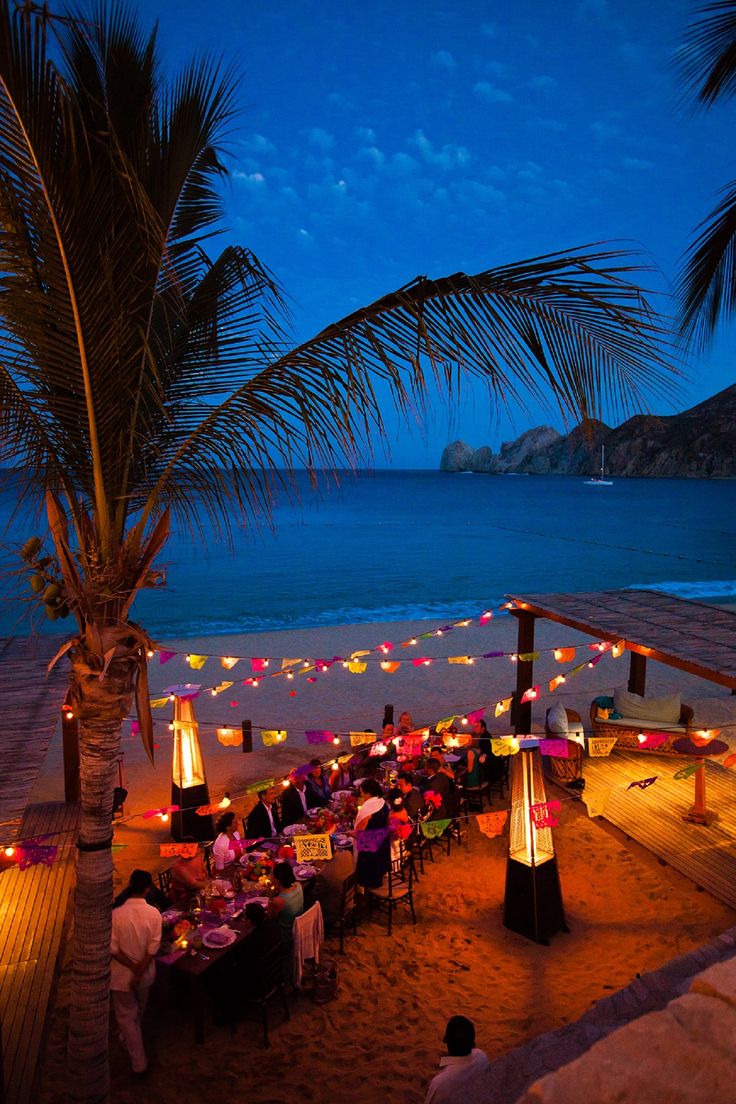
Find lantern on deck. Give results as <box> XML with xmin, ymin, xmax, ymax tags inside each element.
<box><xmin>503</xmin><ymin>750</ymin><xmax>568</xmax><ymax>944</ymax></box>
<box><xmin>171</xmin><ymin>694</ymin><xmax>211</xmax><ymax>841</ymax></box>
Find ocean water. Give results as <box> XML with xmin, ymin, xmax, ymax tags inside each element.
<box><xmin>1</xmin><ymin>470</ymin><xmax>734</xmax><ymax>639</ymax></box>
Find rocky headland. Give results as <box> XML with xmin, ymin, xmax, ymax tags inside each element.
<box><xmin>439</xmin><ymin>383</ymin><xmax>736</xmax><ymax>478</ymax></box>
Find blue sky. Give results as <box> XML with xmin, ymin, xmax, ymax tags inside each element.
<box><xmin>147</xmin><ymin>0</ymin><xmax>734</xmax><ymax>467</ymax></box>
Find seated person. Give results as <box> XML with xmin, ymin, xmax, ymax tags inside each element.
<box><xmin>396</xmin><ymin>772</ymin><xmax>425</xmax><ymax>820</ymax></box>
<box><xmin>113</xmin><ymin>869</ymin><xmax>169</xmax><ymax>912</ymax></box>
<box><xmin>280</xmin><ymin>770</ymin><xmax>310</xmax><ymax>828</ymax></box>
<box><xmin>305</xmin><ymin>759</ymin><xmax>331</xmax><ymax>808</ymax></box>
<box><xmin>245</xmin><ymin>787</ymin><xmax>282</xmax><ymax>838</ymax></box>
<box><xmin>328</xmin><ymin>756</ymin><xmax>351</xmax><ymax>792</ymax></box>
<box><xmin>428</xmin><ymin>747</ymin><xmax>456</xmax><ymax>783</ymax></box>
<box><xmin>313</xmin><ymin>840</ymin><xmax>355</xmax><ymax>927</ymax></box>
<box><xmin>423</xmin><ymin>759</ymin><xmax>451</xmax><ymax>819</ymax></box>
<box><xmin>396</xmin><ymin>710</ymin><xmax>414</xmax><ymax>735</ymax></box>
<box><xmin>170</xmin><ymin>838</ymin><xmax>208</xmax><ymax>905</ymax></box>
<box><xmin>213</xmin><ymin>810</ymin><xmax>243</xmax><ymax>871</ymax></box>
<box><xmin>268</xmin><ymin>862</ymin><xmax>305</xmax><ymax>967</ymax></box>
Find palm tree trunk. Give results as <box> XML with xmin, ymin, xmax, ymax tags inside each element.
<box><xmin>67</xmin><ymin>640</ymin><xmax>136</xmax><ymax>1103</ymax></box>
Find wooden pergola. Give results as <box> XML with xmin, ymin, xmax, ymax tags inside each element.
<box><xmin>505</xmin><ymin>589</ymin><xmax>736</xmax><ymax>733</ymax></box>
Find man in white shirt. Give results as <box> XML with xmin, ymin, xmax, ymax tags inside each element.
<box><xmin>424</xmin><ymin>1015</ymin><xmax>489</xmax><ymax>1104</ymax></box>
<box><xmin>110</xmin><ymin>869</ymin><xmax>162</xmax><ymax>1075</ymax></box>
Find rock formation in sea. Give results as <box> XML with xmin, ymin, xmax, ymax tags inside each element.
<box><xmin>440</xmin><ymin>383</ymin><xmax>736</xmax><ymax>477</ymax></box>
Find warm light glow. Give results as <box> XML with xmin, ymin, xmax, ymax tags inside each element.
<box><xmin>423</xmin><ymin>659</ymin><xmax>431</xmax><ymax>666</ymax></box>
<box><xmin>172</xmin><ymin>697</ymin><xmax>206</xmax><ymax>788</ymax></box>
<box><xmin>64</xmin><ymin>710</ymin><xmax>74</xmax><ymax>721</ymax></box>
<box><xmin>221</xmin><ymin>656</ymin><xmax>239</xmax><ymax>669</ymax></box>
<box><xmin>510</xmin><ymin>653</ymin><xmax>517</xmax><ymax>663</ymax></box>
<box><xmin>286</xmin><ymin>672</ymin><xmax>294</xmax><ymax>680</ymax></box>
<box><xmin>303</xmin><ymin>661</ymin><xmax>310</xmax><ymax>667</ymax></box>
<box><xmin>342</xmin><ymin>661</ymin><xmax>349</xmax><ymax>668</ymax></box>
<box><xmin>509</xmin><ymin>750</ymin><xmax>555</xmax><ymax>867</ymax></box>
<box><xmin>159</xmin><ymin>812</ymin><xmax>169</xmax><ymax>822</ymax></box>
<box><xmin>333</xmin><ymin>735</ymin><xmax>341</xmax><ymax>745</ymax></box>
<box><xmin>409</xmin><ymin>638</ymin><xmax>417</xmax><ymax>645</ymax></box>
<box><xmin>330</xmin><ymin>760</ymin><xmax>338</xmax><ymax>769</ymax></box>
<box><xmin>436</xmin><ymin>630</ymin><xmax>443</xmax><ymax>636</ymax></box>
<box><xmin>588</xmin><ymin>661</ymin><xmax>595</xmax><ymax>668</ymax></box>
<box><xmin>219</xmin><ymin>794</ymin><xmax>231</xmax><ymax>808</ymax></box>
<box><xmin>146</xmin><ymin>649</ymin><xmax>154</xmax><ymax>659</ymax></box>
<box><xmin>169</xmin><ymin>693</ymin><xmax>175</xmax><ymax>701</ymax></box>
<box><xmin>554</xmin><ymin>649</ymin><xmax>562</xmax><ymax>661</ymax></box>
<box><xmin>282</xmin><ymin>779</ymin><xmax>289</xmax><ymax>788</ymax></box>
<box><xmin>638</xmin><ymin>733</ymin><xmax>646</xmax><ymax>744</ymax></box>
<box><xmin>468</xmin><ymin>657</ymin><xmax>474</xmax><ymax>664</ymax></box>
<box><xmin>392</xmin><ymin>736</ymin><xmax>400</xmax><ymax>746</ymax></box>
<box><xmin>168</xmin><ymin>723</ymin><xmax>174</xmax><ymax>731</ymax></box>
<box><xmin>4</xmin><ymin>847</ymin><xmax>15</xmax><ymax>858</ymax></box>
<box><xmin>276</xmin><ymin>732</ymin><xmax>285</xmax><ymax>742</ymax></box>
<box><xmin>461</xmin><ymin>716</ymin><xmax>468</xmax><ymax>725</ymax></box>
<box><xmin>211</xmin><ymin>689</ymin><xmax>217</xmax><ymax>696</ymax></box>
<box><xmin>612</xmin><ymin>643</ymin><xmax>624</xmax><ymax>657</ymax></box>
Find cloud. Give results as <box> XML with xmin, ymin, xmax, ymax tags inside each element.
<box><xmin>355</xmin><ymin>126</ymin><xmax>376</xmax><ymax>143</ymax></box>
<box><xmin>409</xmin><ymin>129</ymin><xmax>471</xmax><ymax>170</ymax></box>
<box><xmin>528</xmin><ymin>75</ymin><xmax>558</xmax><ymax>93</ymax></box>
<box><xmin>473</xmin><ymin>81</ymin><xmax>513</xmax><ymax>104</ymax></box>
<box><xmin>357</xmin><ymin>145</ymin><xmax>385</xmax><ymax>168</ymax></box>
<box><xmin>305</xmin><ymin>126</ymin><xmax>335</xmax><ymax>150</ymax></box>
<box><xmin>233</xmin><ymin>170</ymin><xmax>266</xmax><ymax>184</ymax></box>
<box><xmin>389</xmin><ymin>152</ymin><xmax>418</xmax><ymax>174</ymax></box>
<box><xmin>242</xmin><ymin>133</ymin><xmax>276</xmax><ymax>155</ymax></box>
<box><xmin>431</xmin><ymin>49</ymin><xmax>456</xmax><ymax>71</ymax></box>
<box><xmin>297</xmin><ymin>228</ymin><xmax>312</xmax><ymax>240</ymax></box>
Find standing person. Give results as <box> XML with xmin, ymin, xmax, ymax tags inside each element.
<box><xmin>397</xmin><ymin>711</ymin><xmax>414</xmax><ymax>735</ymax></box>
<box><xmin>305</xmin><ymin>759</ymin><xmax>331</xmax><ymax>807</ymax></box>
<box><xmin>280</xmin><ymin>769</ymin><xmax>310</xmax><ymax>827</ymax></box>
<box><xmin>245</xmin><ymin>787</ymin><xmax>282</xmax><ymax>838</ymax></box>
<box><xmin>110</xmin><ymin>869</ymin><xmax>162</xmax><ymax>1076</ymax></box>
<box><xmin>213</xmin><ymin>810</ymin><xmax>243</xmax><ymax>871</ymax></box>
<box><xmin>473</xmin><ymin>719</ymin><xmax>503</xmax><ymax>791</ymax></box>
<box><xmin>424</xmin><ymin>1016</ymin><xmax>489</xmax><ymax>1104</ymax></box>
<box><xmin>353</xmin><ymin>778</ymin><xmax>390</xmax><ymax>888</ymax></box>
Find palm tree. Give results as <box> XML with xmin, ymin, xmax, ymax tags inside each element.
<box><xmin>0</xmin><ymin>2</ymin><xmax>676</xmax><ymax>1100</ymax></box>
<box><xmin>677</xmin><ymin>1</ymin><xmax>736</xmax><ymax>344</ymax></box>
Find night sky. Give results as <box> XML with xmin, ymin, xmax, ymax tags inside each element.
<box><xmin>146</xmin><ymin>0</ymin><xmax>734</xmax><ymax>467</ymax></box>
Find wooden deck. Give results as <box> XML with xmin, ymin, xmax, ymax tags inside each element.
<box><xmin>566</xmin><ymin>750</ymin><xmax>736</xmax><ymax>910</ymax></box>
<box><xmin>0</xmin><ymin>802</ymin><xmax>78</xmax><ymax>1104</ymax></box>
<box><xmin>0</xmin><ymin>636</ymin><xmax>69</xmax><ymax>841</ymax></box>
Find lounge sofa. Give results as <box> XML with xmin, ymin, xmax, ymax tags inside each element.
<box><xmin>590</xmin><ymin>688</ymin><xmax>693</xmax><ymax>754</ymax></box>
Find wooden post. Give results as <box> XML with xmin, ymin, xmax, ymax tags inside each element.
<box><xmin>382</xmin><ymin>704</ymin><xmax>394</xmax><ymax>728</ymax></box>
<box><xmin>242</xmin><ymin>719</ymin><xmax>252</xmax><ymax>753</ymax></box>
<box><xmin>512</xmin><ymin>610</ymin><xmax>537</xmax><ymax>735</ymax></box>
<box><xmin>62</xmin><ymin>710</ymin><xmax>80</xmax><ymax>804</ymax></box>
<box><xmin>628</xmin><ymin>651</ymin><xmax>647</xmax><ymax>696</ymax></box>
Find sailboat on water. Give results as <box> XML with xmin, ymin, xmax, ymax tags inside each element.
<box><xmin>584</xmin><ymin>444</ymin><xmax>613</xmax><ymax>486</ymax></box>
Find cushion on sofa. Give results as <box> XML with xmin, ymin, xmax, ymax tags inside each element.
<box><xmin>599</xmin><ymin>715</ymin><xmax>686</xmax><ymax>733</ymax></box>
<box><xmin>546</xmin><ymin>701</ymin><xmax>569</xmax><ymax>734</ymax></box>
<box><xmin>613</xmin><ymin>688</ymin><xmax>681</xmax><ymax>724</ymax></box>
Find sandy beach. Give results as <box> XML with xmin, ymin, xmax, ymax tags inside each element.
<box><xmin>32</xmin><ymin>613</ymin><xmax>736</xmax><ymax>1102</ymax></box>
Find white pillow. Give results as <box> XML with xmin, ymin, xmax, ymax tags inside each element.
<box><xmin>546</xmin><ymin>701</ymin><xmax>569</xmax><ymax>734</ymax></box>
<box><xmin>612</xmin><ymin>688</ymin><xmax>681</xmax><ymax>724</ymax></box>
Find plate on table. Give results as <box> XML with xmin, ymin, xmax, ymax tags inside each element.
<box><xmin>283</xmin><ymin>823</ymin><xmax>307</xmax><ymax>837</ymax></box>
<box><xmin>293</xmin><ymin>864</ymin><xmax>316</xmax><ymax>881</ymax></box>
<box><xmin>202</xmin><ymin>927</ymin><xmax>238</xmax><ymax>949</ymax></box>
<box><xmin>244</xmin><ymin>895</ymin><xmax>270</xmax><ymax>909</ymax></box>
<box><xmin>444</xmin><ymin>753</ymin><xmax>461</xmax><ymax>763</ymax></box>
<box><xmin>332</xmin><ymin>833</ymin><xmax>351</xmax><ymax>849</ymax></box>
<box><xmin>260</xmin><ymin>839</ymin><xmax>281</xmax><ymax>850</ymax></box>
<box><xmin>307</xmin><ymin>807</ymin><xmax>323</xmax><ymax>816</ymax></box>
<box><xmin>332</xmin><ymin>791</ymin><xmax>353</xmax><ymax>799</ymax></box>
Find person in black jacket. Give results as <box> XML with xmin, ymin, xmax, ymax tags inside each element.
<box><xmin>474</xmin><ymin>719</ymin><xmax>504</xmax><ymax>788</ymax></box>
<box><xmin>280</xmin><ymin>771</ymin><xmax>310</xmax><ymax>828</ymax></box>
<box><xmin>396</xmin><ymin>772</ymin><xmax>425</xmax><ymax>819</ymax></box>
<box><xmin>245</xmin><ymin>788</ymin><xmax>282</xmax><ymax>838</ymax></box>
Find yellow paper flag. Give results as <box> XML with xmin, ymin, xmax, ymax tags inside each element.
<box><xmin>282</xmin><ymin>658</ymin><xmax>302</xmax><ymax>669</ymax></box>
<box><xmin>347</xmin><ymin>661</ymin><xmax>367</xmax><ymax>674</ymax></box>
<box><xmin>149</xmin><ymin>697</ymin><xmax>169</xmax><ymax>709</ymax></box>
<box><xmin>350</xmin><ymin>730</ymin><xmax>375</xmax><ymax>747</ymax></box>
<box><xmin>212</xmin><ymin>681</ymin><xmax>234</xmax><ymax>695</ymax></box>
<box><xmin>588</xmin><ymin>736</ymin><xmax>617</xmax><ymax>757</ymax></box>
<box><xmin>380</xmin><ymin>661</ymin><xmax>400</xmax><ymax>673</ymax></box>
<box><xmin>518</xmin><ymin>651</ymin><xmax>540</xmax><ymax>662</ymax></box>
<box><xmin>350</xmin><ymin>650</ymin><xmax>371</xmax><ymax>659</ymax></box>
<box><xmin>187</xmin><ymin>654</ymin><xmax>208</xmax><ymax>669</ymax></box>
<box><xmin>494</xmin><ymin>697</ymin><xmax>512</xmax><ymax>717</ymax></box>
<box><xmin>294</xmin><ymin>834</ymin><xmax>332</xmax><ymax>863</ymax></box>
<box><xmin>448</xmin><ymin>656</ymin><xmax>471</xmax><ymax>665</ymax></box>
<box><xmin>491</xmin><ymin>737</ymin><xmax>519</xmax><ymax>756</ymax></box>
<box><xmin>476</xmin><ymin>810</ymin><xmax>509</xmax><ymax>837</ymax></box>
<box><xmin>261</xmin><ymin>729</ymin><xmax>287</xmax><ymax>746</ymax></box>
<box><xmin>584</xmin><ymin>788</ymin><xmax>611</xmax><ymax>818</ymax></box>
<box><xmin>436</xmin><ymin>716</ymin><xmax>457</xmax><ymax>733</ymax></box>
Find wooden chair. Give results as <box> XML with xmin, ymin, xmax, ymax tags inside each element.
<box><xmin>406</xmin><ymin>821</ymin><xmax>433</xmax><ymax>877</ymax></box>
<box><xmin>240</xmin><ymin>943</ymin><xmax>291</xmax><ymax>1047</ymax></box>
<box><xmin>203</xmin><ymin>841</ymin><xmax>214</xmax><ymax>877</ymax></box>
<box><xmin>157</xmin><ymin>866</ymin><xmax>173</xmax><ymax>898</ymax></box>
<box><xmin>488</xmin><ymin>758</ymin><xmax>510</xmax><ymax>802</ymax></box>
<box><xmin>366</xmin><ymin>852</ymin><xmax>416</xmax><ymax>936</ymax></box>
<box><xmin>336</xmin><ymin>870</ymin><xmax>359</xmax><ymax>954</ymax></box>
<box><xmin>440</xmin><ymin>790</ymin><xmax>464</xmax><ymax>855</ymax></box>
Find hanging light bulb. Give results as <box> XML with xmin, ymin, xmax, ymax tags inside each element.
<box><xmin>461</xmin><ymin>716</ymin><xmax>468</xmax><ymax>726</ymax></box>
<box><xmin>219</xmin><ymin>794</ymin><xmax>231</xmax><ymax>808</ymax></box>
<box><xmin>286</xmin><ymin>671</ymin><xmax>294</xmax><ymax>680</ymax></box>
<box><xmin>168</xmin><ymin>722</ymin><xmax>174</xmax><ymax>731</ymax></box>
<box><xmin>159</xmin><ymin>812</ymin><xmax>169</xmax><ymax>822</ymax></box>
<box><xmin>169</xmin><ymin>693</ymin><xmax>175</xmax><ymax>701</ymax></box>
<box><xmin>509</xmin><ymin>654</ymin><xmax>517</xmax><ymax>663</ymax></box>
<box><xmin>409</xmin><ymin>638</ymin><xmax>417</xmax><ymax>646</ymax></box>
<box><xmin>554</xmin><ymin>649</ymin><xmax>563</xmax><ymax>661</ymax></box>
<box><xmin>282</xmin><ymin>779</ymin><xmax>290</xmax><ymax>788</ymax></box>
<box><xmin>330</xmin><ymin>760</ymin><xmax>338</xmax><ymax>769</ymax></box>
<box><xmin>4</xmin><ymin>846</ymin><xmax>15</xmax><ymax>858</ymax></box>
<box><xmin>332</xmin><ymin>735</ymin><xmax>341</xmax><ymax>745</ymax></box>
<box><xmin>210</xmin><ymin>688</ymin><xmax>217</xmax><ymax>696</ymax></box>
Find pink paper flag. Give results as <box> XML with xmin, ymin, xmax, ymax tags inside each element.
<box><xmin>159</xmin><ymin>650</ymin><xmax>176</xmax><ymax>664</ymax></box>
<box><xmin>251</xmin><ymin>658</ymin><xmax>268</xmax><ymax>672</ymax></box>
<box><xmin>131</xmin><ymin>720</ymin><xmax>140</xmax><ymax>736</ymax></box>
<box><xmin>539</xmin><ymin>738</ymin><xmax>569</xmax><ymax>758</ymax></box>
<box><xmin>466</xmin><ymin>708</ymin><xmax>485</xmax><ymax>724</ymax></box>
<box><xmin>521</xmin><ymin>686</ymin><xmax>540</xmax><ymax>703</ymax></box>
<box><xmin>530</xmin><ymin>800</ymin><xmax>561</xmax><ymax>829</ymax></box>
<box><xmin>18</xmin><ymin>844</ymin><xmax>58</xmax><ymax>869</ymax></box>
<box><xmin>412</xmin><ymin>657</ymin><xmax>431</xmax><ymax>667</ymax></box>
<box><xmin>305</xmin><ymin>729</ymin><xmax>334</xmax><ymax>745</ymax></box>
<box><xmin>638</xmin><ymin>732</ymin><xmax>669</xmax><ymax>750</ymax></box>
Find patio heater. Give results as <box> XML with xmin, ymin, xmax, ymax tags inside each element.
<box><xmin>171</xmin><ymin>693</ymin><xmax>212</xmax><ymax>841</ymax></box>
<box><xmin>503</xmin><ymin>749</ymin><xmax>568</xmax><ymax>944</ymax></box>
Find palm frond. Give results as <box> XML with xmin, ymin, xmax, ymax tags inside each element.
<box><xmin>679</xmin><ymin>1</ymin><xmax>736</xmax><ymax>107</ymax></box>
<box><xmin>677</xmin><ymin>179</ymin><xmax>736</xmax><ymax>346</ymax></box>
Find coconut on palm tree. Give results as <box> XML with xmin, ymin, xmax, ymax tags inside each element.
<box><xmin>0</xmin><ymin>2</ymin><xmax>677</xmax><ymax>1100</ymax></box>
<box><xmin>677</xmin><ymin>0</ymin><xmax>736</xmax><ymax>343</ymax></box>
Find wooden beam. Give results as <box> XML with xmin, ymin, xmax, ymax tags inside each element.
<box><xmin>512</xmin><ymin>610</ymin><xmax>537</xmax><ymax>735</ymax></box>
<box><xmin>628</xmin><ymin>651</ymin><xmax>647</xmax><ymax>696</ymax></box>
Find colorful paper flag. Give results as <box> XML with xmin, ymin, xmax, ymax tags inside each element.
<box><xmin>495</xmin><ymin>697</ymin><xmax>512</xmax><ymax>718</ymax></box>
<box><xmin>18</xmin><ymin>844</ymin><xmax>58</xmax><ymax>869</ymax></box>
<box><xmin>530</xmin><ymin>799</ymin><xmax>561</xmax><ymax>829</ymax></box>
<box><xmin>521</xmin><ymin>686</ymin><xmax>540</xmax><ymax>703</ymax></box>
<box><xmin>251</xmin><ymin>658</ymin><xmax>268</xmax><ymax>672</ymax></box>
<box><xmin>491</xmin><ymin>738</ymin><xmax>520</xmax><ymax>756</ymax></box>
<box><xmin>220</xmin><ymin>656</ymin><xmax>239</xmax><ymax>670</ymax></box>
<box><xmin>588</xmin><ymin>736</ymin><xmax>617</xmax><ymax>757</ymax></box>
<box><xmin>243</xmin><ymin>778</ymin><xmax>276</xmax><ymax>795</ymax></box>
<box><xmin>347</xmin><ymin>661</ymin><xmax>367</xmax><ymax>674</ymax></box>
<box><xmin>518</xmin><ymin>651</ymin><xmax>540</xmax><ymax>662</ymax></box>
<box><xmin>294</xmin><ymin>834</ymin><xmax>332</xmax><ymax>863</ymax></box>
<box><xmin>281</xmin><ymin>658</ymin><xmax>302</xmax><ymax>669</ymax></box>
<box><xmin>187</xmin><ymin>654</ymin><xmax>208</xmax><ymax>669</ymax></box>
<box><xmin>476</xmin><ymin>810</ymin><xmax>508</xmax><ymax>838</ymax></box>
<box><xmin>673</xmin><ymin>763</ymin><xmax>701</xmax><ymax>780</ymax></box>
<box><xmin>349</xmin><ymin>731</ymin><xmax>376</xmax><ymax>747</ymax></box>
<box><xmin>555</xmin><ymin>647</ymin><xmax>576</xmax><ymax>663</ymax></box>
<box><xmin>355</xmin><ymin>828</ymin><xmax>391</xmax><ymax>852</ymax></box>
<box><xmin>638</xmin><ymin>732</ymin><xmax>670</xmax><ymax>750</ymax></box>
<box><xmin>627</xmin><ymin>776</ymin><xmax>658</xmax><ymax>790</ymax></box>
<box><xmin>212</xmin><ymin>681</ymin><xmax>234</xmax><ymax>695</ymax></box>
<box><xmin>261</xmin><ymin>729</ymin><xmax>286</xmax><ymax>747</ymax></box>
<box><xmin>583</xmin><ymin>789</ymin><xmax>611</xmax><ymax>818</ymax></box>
<box><xmin>149</xmin><ymin>697</ymin><xmax>169</xmax><ymax>709</ymax></box>
<box><xmin>419</xmin><ymin>818</ymin><xmax>451</xmax><ymax>839</ymax></box>
<box><xmin>142</xmin><ymin>804</ymin><xmax>179</xmax><ymax>819</ymax></box>
<box><xmin>412</xmin><ymin>657</ymin><xmax>431</xmax><ymax>667</ymax></box>
<box><xmin>435</xmin><ymin>716</ymin><xmax>457</xmax><ymax>734</ymax></box>
<box><xmin>160</xmin><ymin>843</ymin><xmax>198</xmax><ymax>858</ymax></box>
<box><xmin>548</xmin><ymin>675</ymin><xmax>565</xmax><ymax>692</ymax></box>
<box><xmin>380</xmin><ymin>661</ymin><xmax>400</xmax><ymax>673</ymax></box>
<box><xmin>448</xmin><ymin>656</ymin><xmax>471</xmax><ymax>665</ymax></box>
<box><xmin>539</xmin><ymin>738</ymin><xmax>569</xmax><ymax>758</ymax></box>
<box><xmin>466</xmin><ymin>708</ymin><xmax>485</xmax><ymax>724</ymax></box>
<box><xmin>159</xmin><ymin>650</ymin><xmax>176</xmax><ymax>664</ymax></box>
<box><xmin>306</xmin><ymin>729</ymin><xmax>335</xmax><ymax>745</ymax></box>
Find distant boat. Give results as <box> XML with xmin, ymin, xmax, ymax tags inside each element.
<box><xmin>584</xmin><ymin>445</ymin><xmax>613</xmax><ymax>486</ymax></box>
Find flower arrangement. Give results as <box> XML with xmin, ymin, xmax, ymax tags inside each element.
<box><xmin>242</xmin><ymin>855</ymin><xmax>275</xmax><ymax>882</ymax></box>
<box><xmin>331</xmin><ymin>792</ymin><xmax>358</xmax><ymax>823</ymax></box>
<box><xmin>306</xmin><ymin>808</ymin><xmax>338</xmax><ymax>834</ymax></box>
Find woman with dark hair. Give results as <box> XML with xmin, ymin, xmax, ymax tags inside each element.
<box><xmin>353</xmin><ymin>778</ymin><xmax>390</xmax><ymax>888</ymax></box>
<box><xmin>268</xmin><ymin>861</ymin><xmax>304</xmax><ymax>955</ymax></box>
<box><xmin>305</xmin><ymin>758</ymin><xmax>331</xmax><ymax>807</ymax></box>
<box><xmin>213</xmin><ymin>810</ymin><xmax>242</xmax><ymax>871</ymax></box>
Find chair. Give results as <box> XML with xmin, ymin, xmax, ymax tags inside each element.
<box><xmin>406</xmin><ymin>822</ymin><xmax>434</xmax><ymax>877</ymax></box>
<box><xmin>203</xmin><ymin>841</ymin><xmax>214</xmax><ymax>876</ymax></box>
<box><xmin>157</xmin><ymin>866</ymin><xmax>173</xmax><ymax>898</ymax></box>
<box><xmin>366</xmin><ymin>852</ymin><xmax>416</xmax><ymax>936</ymax></box>
<box><xmin>336</xmin><ymin>871</ymin><xmax>359</xmax><ymax>954</ymax></box>
<box><xmin>292</xmin><ymin>901</ymin><xmax>324</xmax><ymax>987</ymax></box>
<box><xmin>441</xmin><ymin>790</ymin><xmax>464</xmax><ymax>855</ymax></box>
<box><xmin>462</xmin><ymin>773</ymin><xmax>489</xmax><ymax>813</ymax></box>
<box><xmin>488</xmin><ymin>758</ymin><xmax>510</xmax><ymax>802</ymax></box>
<box><xmin>240</xmin><ymin>943</ymin><xmax>291</xmax><ymax>1047</ymax></box>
